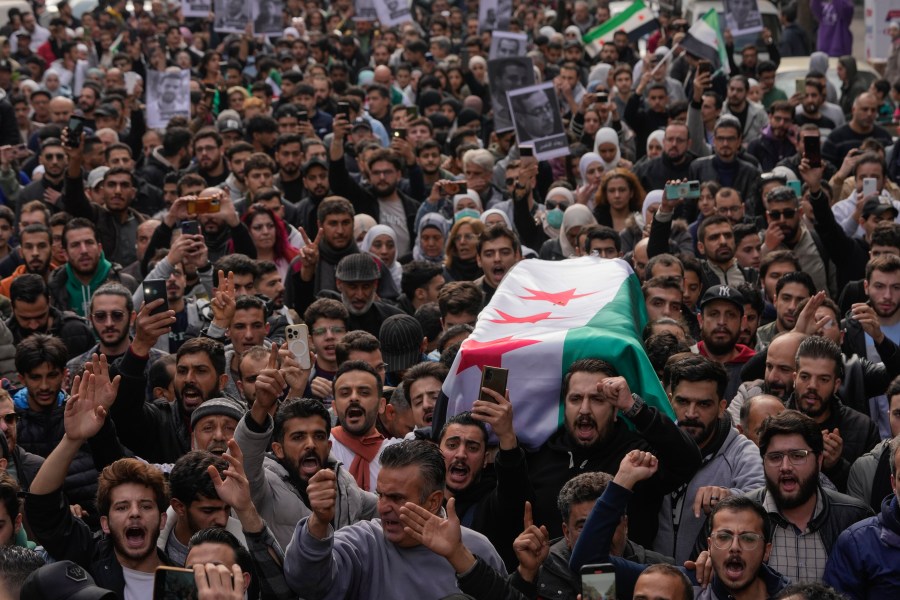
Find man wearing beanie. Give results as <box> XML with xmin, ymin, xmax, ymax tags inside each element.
<box><xmin>190</xmin><ymin>396</ymin><xmax>246</xmax><ymax>455</ymax></box>
<box><xmin>336</xmin><ymin>253</ymin><xmax>404</xmax><ymax>337</ymax></box>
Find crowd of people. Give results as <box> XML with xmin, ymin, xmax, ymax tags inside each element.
<box><xmin>0</xmin><ymin>0</ymin><xmax>899</xmax><ymax>598</ymax></box>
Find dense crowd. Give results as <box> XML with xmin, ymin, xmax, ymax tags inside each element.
<box><xmin>0</xmin><ymin>0</ymin><xmax>899</xmax><ymax>599</ymax></box>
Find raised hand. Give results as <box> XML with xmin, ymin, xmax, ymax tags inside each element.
<box><xmin>692</xmin><ymin>486</ymin><xmax>731</xmax><ymax>518</ymax></box>
<box><xmin>211</xmin><ymin>270</ymin><xmax>237</xmax><ymax>327</ymax></box>
<box><xmin>84</xmin><ymin>353</ymin><xmax>122</xmax><ymax>410</ymax></box>
<box><xmin>297</xmin><ymin>228</ymin><xmax>321</xmax><ymax>282</ymax></box>
<box><xmin>194</xmin><ymin>563</ymin><xmax>244</xmax><ymax>600</ymax></box>
<box><xmin>64</xmin><ymin>374</ymin><xmax>109</xmax><ymax>442</ymax></box>
<box><xmin>513</xmin><ymin>501</ymin><xmax>550</xmax><ymax>582</ymax></box>
<box><xmin>252</xmin><ymin>344</ymin><xmax>286</xmax><ymax>415</ymax></box>
<box><xmin>400</xmin><ymin>497</ymin><xmax>461</xmax><ymax>559</ymax></box>
<box><xmin>822</xmin><ymin>428</ymin><xmax>844</xmax><ymax>470</ymax></box>
<box><xmin>132</xmin><ymin>299</ymin><xmax>176</xmax><ymax>355</ymax></box>
<box><xmin>684</xmin><ymin>550</ymin><xmax>713</xmax><ymax>589</ymax></box>
<box><xmin>791</xmin><ymin>290</ymin><xmax>826</xmax><ymax>334</ymax></box>
<box><xmin>850</xmin><ymin>303</ymin><xmax>885</xmax><ymax>344</ymax></box>
<box><xmin>613</xmin><ymin>449</ymin><xmax>659</xmax><ymax>490</ymax></box>
<box><xmin>307</xmin><ymin>468</ymin><xmax>337</xmax><ymax>538</ymax></box>
<box><xmin>597</xmin><ymin>376</ymin><xmax>634</xmax><ymax>412</ymax></box>
<box><xmin>472</xmin><ymin>387</ymin><xmax>516</xmax><ymax>450</ymax></box>
<box><xmin>278</xmin><ymin>346</ymin><xmax>312</xmax><ymax>398</ymax></box>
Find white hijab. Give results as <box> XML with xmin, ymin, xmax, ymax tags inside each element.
<box><xmin>360</xmin><ymin>225</ymin><xmax>402</xmax><ymax>288</ymax></box>
<box><xmin>593</xmin><ymin>127</ymin><xmax>621</xmax><ymax>170</ymax></box>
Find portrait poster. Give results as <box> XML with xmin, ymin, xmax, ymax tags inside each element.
<box><xmin>213</xmin><ymin>0</ymin><xmax>250</xmax><ymax>33</ymax></box>
<box><xmin>507</xmin><ymin>82</ymin><xmax>568</xmax><ymax>161</ymax></box>
<box><xmin>374</xmin><ymin>0</ymin><xmax>413</xmax><ymax>27</ymax></box>
<box><xmin>252</xmin><ymin>0</ymin><xmax>285</xmax><ymax>36</ymax></box>
<box><xmin>487</xmin><ymin>56</ymin><xmax>535</xmax><ymax>133</ymax></box>
<box><xmin>723</xmin><ymin>0</ymin><xmax>763</xmax><ymax>37</ymax></box>
<box><xmin>479</xmin><ymin>0</ymin><xmax>511</xmax><ymax>33</ymax></box>
<box><xmin>489</xmin><ymin>31</ymin><xmax>527</xmax><ymax>59</ymax></box>
<box><xmin>146</xmin><ymin>69</ymin><xmax>191</xmax><ymax>129</ymax></box>
<box><xmin>355</xmin><ymin>0</ymin><xmax>378</xmax><ymax>22</ymax></box>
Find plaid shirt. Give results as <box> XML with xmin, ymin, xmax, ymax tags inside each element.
<box><xmin>764</xmin><ymin>491</ymin><xmax>830</xmax><ymax>582</ymax></box>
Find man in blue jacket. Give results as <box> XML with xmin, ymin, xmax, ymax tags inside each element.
<box><xmin>824</xmin><ymin>435</ymin><xmax>900</xmax><ymax>599</ymax></box>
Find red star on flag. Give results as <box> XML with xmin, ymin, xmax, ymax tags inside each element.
<box><xmin>488</xmin><ymin>310</ymin><xmax>562</xmax><ymax>324</ymax></box>
<box><xmin>455</xmin><ymin>336</ymin><xmax>540</xmax><ymax>374</ymax></box>
<box><xmin>519</xmin><ymin>288</ymin><xmax>596</xmax><ymax>307</ymax></box>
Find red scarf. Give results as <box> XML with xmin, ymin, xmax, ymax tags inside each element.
<box><xmin>331</xmin><ymin>426</ymin><xmax>384</xmax><ymax>490</ymax></box>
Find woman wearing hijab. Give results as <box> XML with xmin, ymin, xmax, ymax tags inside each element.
<box><xmin>541</xmin><ymin>186</ymin><xmax>575</xmax><ymax>243</ymax></box>
<box><xmin>593</xmin><ymin>127</ymin><xmax>633</xmax><ymax>172</ymax></box>
<box><xmin>576</xmin><ymin>152</ymin><xmax>604</xmax><ymax>209</ymax></box>
<box><xmin>360</xmin><ymin>225</ymin><xmax>403</xmax><ymax>291</ymax></box>
<box><xmin>452</xmin><ymin>191</ymin><xmax>483</xmax><ymax>221</ymax></box>
<box><xmin>412</xmin><ymin>213</ymin><xmax>450</xmax><ymax>264</ymax></box>
<box><xmin>540</xmin><ymin>204</ymin><xmax>597</xmax><ymax>260</ymax></box>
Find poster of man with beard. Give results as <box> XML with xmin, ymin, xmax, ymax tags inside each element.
<box><xmin>507</xmin><ymin>82</ymin><xmax>569</xmax><ymax>160</ymax></box>
<box><xmin>214</xmin><ymin>0</ymin><xmax>250</xmax><ymax>33</ymax></box>
<box><xmin>146</xmin><ymin>69</ymin><xmax>190</xmax><ymax>128</ymax></box>
<box><xmin>253</xmin><ymin>0</ymin><xmax>284</xmax><ymax>37</ymax></box>
<box><xmin>488</xmin><ymin>56</ymin><xmax>535</xmax><ymax>133</ymax></box>
<box><xmin>489</xmin><ymin>31</ymin><xmax>527</xmax><ymax>59</ymax></box>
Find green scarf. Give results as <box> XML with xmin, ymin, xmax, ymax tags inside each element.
<box><xmin>65</xmin><ymin>252</ymin><xmax>112</xmax><ymax>317</ymax></box>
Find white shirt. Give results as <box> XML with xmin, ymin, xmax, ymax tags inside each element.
<box><xmin>831</xmin><ymin>191</ymin><xmax>900</xmax><ymax>238</ymax></box>
<box><xmin>122</xmin><ymin>566</ymin><xmax>155</xmax><ymax>600</ymax></box>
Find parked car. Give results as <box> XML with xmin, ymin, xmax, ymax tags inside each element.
<box><xmin>775</xmin><ymin>56</ymin><xmax>878</xmax><ymax>100</ymax></box>
<box><xmin>682</xmin><ymin>0</ymin><xmax>782</xmax><ymax>56</ymax></box>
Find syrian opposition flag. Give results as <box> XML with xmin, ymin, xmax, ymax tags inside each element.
<box><xmin>435</xmin><ymin>257</ymin><xmax>672</xmax><ymax>450</ymax></box>
<box><xmin>680</xmin><ymin>9</ymin><xmax>730</xmax><ymax>75</ymax></box>
<box><xmin>582</xmin><ymin>0</ymin><xmax>658</xmax><ymax>57</ymax></box>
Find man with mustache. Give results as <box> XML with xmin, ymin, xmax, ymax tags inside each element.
<box><xmin>695</xmin><ymin>285</ymin><xmax>756</xmax><ymax>400</ymax></box>
<box><xmin>435</xmin><ymin>391</ymin><xmax>532</xmax><ymax>569</ymax></box>
<box><xmin>728</xmin><ymin>332</ymin><xmax>806</xmax><ymax>424</ymax></box>
<box><xmin>755</xmin><ymin>272</ymin><xmax>814</xmax><ymax>350</ymax></box>
<box><xmin>403</xmin><ymin>362</ymin><xmax>446</xmax><ymax>429</ymax></box>
<box><xmin>654</xmin><ymin>355</ymin><xmax>765</xmax><ymax>564</ymax></box>
<box><xmin>786</xmin><ymin>337</ymin><xmax>880</xmax><ymax>492</ymax></box>
<box><xmin>190</xmin><ymin>397</ymin><xmax>244</xmax><ymax>457</ymax></box>
<box><xmin>235</xmin><ymin>354</ymin><xmax>377</xmax><ymax>549</ymax></box>
<box><xmin>0</xmin><ymin>224</ymin><xmax>53</xmax><ymax>296</ymax></box>
<box><xmin>745</xmin><ymin>410</ymin><xmax>872</xmax><ymax>582</ymax></box>
<box><xmin>109</xmin><ymin>302</ymin><xmax>229</xmax><ymax>464</ymax></box>
<box><xmin>528</xmin><ymin>358</ymin><xmax>702</xmax><ymax>546</ymax></box>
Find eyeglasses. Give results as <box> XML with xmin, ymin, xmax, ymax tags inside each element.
<box><xmin>311</xmin><ymin>325</ymin><xmax>347</xmax><ymax>336</ymax></box>
<box><xmin>767</xmin><ymin>208</ymin><xmax>797</xmax><ymax>221</ymax></box>
<box><xmin>92</xmin><ymin>310</ymin><xmax>128</xmax><ymax>322</ymax></box>
<box><xmin>763</xmin><ymin>449</ymin><xmax>813</xmax><ymax>467</ymax></box>
<box><xmin>710</xmin><ymin>530</ymin><xmax>764</xmax><ymax>551</ymax></box>
<box><xmin>1</xmin><ymin>413</ymin><xmax>19</xmax><ymax>425</ymax></box>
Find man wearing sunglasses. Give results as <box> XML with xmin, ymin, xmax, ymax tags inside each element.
<box><xmin>761</xmin><ymin>185</ymin><xmax>832</xmax><ymax>297</ymax></box>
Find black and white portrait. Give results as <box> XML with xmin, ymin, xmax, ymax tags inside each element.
<box><xmin>181</xmin><ymin>0</ymin><xmax>210</xmax><ymax>18</ymax></box>
<box><xmin>724</xmin><ymin>0</ymin><xmax>763</xmax><ymax>36</ymax></box>
<box><xmin>146</xmin><ymin>69</ymin><xmax>190</xmax><ymax>128</ymax></box>
<box><xmin>488</xmin><ymin>56</ymin><xmax>535</xmax><ymax>133</ymax></box>
<box><xmin>508</xmin><ymin>82</ymin><xmax>568</xmax><ymax>160</ymax></box>
<box><xmin>478</xmin><ymin>0</ymin><xmax>498</xmax><ymax>33</ymax></box>
<box><xmin>213</xmin><ymin>0</ymin><xmax>250</xmax><ymax>33</ymax></box>
<box><xmin>374</xmin><ymin>0</ymin><xmax>412</xmax><ymax>27</ymax></box>
<box><xmin>252</xmin><ymin>0</ymin><xmax>284</xmax><ymax>36</ymax></box>
<box><xmin>489</xmin><ymin>31</ymin><xmax>527</xmax><ymax>59</ymax></box>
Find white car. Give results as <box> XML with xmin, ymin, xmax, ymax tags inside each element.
<box><xmin>775</xmin><ymin>56</ymin><xmax>878</xmax><ymax>100</ymax></box>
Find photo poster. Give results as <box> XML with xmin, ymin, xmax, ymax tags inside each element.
<box><xmin>374</xmin><ymin>0</ymin><xmax>413</xmax><ymax>27</ymax></box>
<box><xmin>252</xmin><ymin>0</ymin><xmax>286</xmax><ymax>37</ymax></box>
<box><xmin>487</xmin><ymin>56</ymin><xmax>535</xmax><ymax>133</ymax></box>
<box><xmin>355</xmin><ymin>0</ymin><xmax>378</xmax><ymax>22</ymax></box>
<box><xmin>146</xmin><ymin>69</ymin><xmax>191</xmax><ymax>129</ymax></box>
<box><xmin>723</xmin><ymin>0</ymin><xmax>763</xmax><ymax>37</ymax></box>
<box><xmin>489</xmin><ymin>31</ymin><xmax>527</xmax><ymax>59</ymax></box>
<box><xmin>213</xmin><ymin>0</ymin><xmax>250</xmax><ymax>33</ymax></box>
<box><xmin>507</xmin><ymin>82</ymin><xmax>569</xmax><ymax>161</ymax></box>
<box><xmin>479</xmin><ymin>0</ymin><xmax>512</xmax><ymax>33</ymax></box>
<box><xmin>181</xmin><ymin>0</ymin><xmax>210</xmax><ymax>19</ymax></box>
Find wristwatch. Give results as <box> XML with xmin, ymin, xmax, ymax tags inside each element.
<box><xmin>623</xmin><ymin>393</ymin><xmax>645</xmax><ymax>419</ymax></box>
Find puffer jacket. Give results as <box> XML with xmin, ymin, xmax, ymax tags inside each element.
<box><xmin>234</xmin><ymin>413</ymin><xmax>378</xmax><ymax>550</ymax></box>
<box><xmin>824</xmin><ymin>494</ymin><xmax>900</xmax><ymax>599</ymax></box>
<box><xmin>13</xmin><ymin>388</ymin><xmax>100</xmax><ymax>512</ymax></box>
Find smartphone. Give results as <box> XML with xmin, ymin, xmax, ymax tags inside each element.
<box><xmin>697</xmin><ymin>60</ymin><xmax>712</xmax><ymax>76</ymax></box>
<box><xmin>406</xmin><ymin>106</ymin><xmax>418</xmax><ymax>118</ymax></box>
<box><xmin>66</xmin><ymin>116</ymin><xmax>84</xmax><ymax>148</ymax></box>
<box><xmin>580</xmin><ymin>563</ymin><xmax>616</xmax><ymax>600</ymax></box>
<box><xmin>186</xmin><ymin>196</ymin><xmax>221</xmax><ymax>215</ymax></box>
<box><xmin>787</xmin><ymin>180</ymin><xmax>802</xmax><ymax>197</ymax></box>
<box><xmin>143</xmin><ymin>279</ymin><xmax>169</xmax><ymax>315</ymax></box>
<box><xmin>297</xmin><ymin>109</ymin><xmax>309</xmax><ymax>122</ymax></box>
<box><xmin>153</xmin><ymin>566</ymin><xmax>198</xmax><ymax>600</ymax></box>
<box><xmin>337</xmin><ymin>101</ymin><xmax>350</xmax><ymax>118</ymax></box>
<box><xmin>665</xmin><ymin>181</ymin><xmax>701</xmax><ymax>200</ymax></box>
<box><xmin>803</xmin><ymin>135</ymin><xmax>822</xmax><ymax>168</ymax></box>
<box><xmin>181</xmin><ymin>220</ymin><xmax>200</xmax><ymax>236</ymax></box>
<box><xmin>519</xmin><ymin>145</ymin><xmax>535</xmax><ymax>158</ymax></box>
<box><xmin>444</xmin><ymin>181</ymin><xmax>467</xmax><ymax>195</ymax></box>
<box><xmin>393</xmin><ymin>128</ymin><xmax>407</xmax><ymax>140</ymax></box>
<box><xmin>863</xmin><ymin>177</ymin><xmax>878</xmax><ymax>197</ymax></box>
<box><xmin>596</xmin><ymin>92</ymin><xmax>609</xmax><ymax>104</ymax></box>
<box><xmin>286</xmin><ymin>324</ymin><xmax>312</xmax><ymax>369</ymax></box>
<box><xmin>479</xmin><ymin>366</ymin><xmax>508</xmax><ymax>403</ymax></box>
<box><xmin>795</xmin><ymin>78</ymin><xmax>806</xmax><ymax>96</ymax></box>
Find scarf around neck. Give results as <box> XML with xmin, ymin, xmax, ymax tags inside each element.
<box><xmin>331</xmin><ymin>425</ymin><xmax>384</xmax><ymax>491</ymax></box>
<box><xmin>65</xmin><ymin>253</ymin><xmax>112</xmax><ymax>317</ymax></box>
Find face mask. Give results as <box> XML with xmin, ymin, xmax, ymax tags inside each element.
<box><xmin>455</xmin><ymin>208</ymin><xmax>480</xmax><ymax>221</ymax></box>
<box><xmin>547</xmin><ymin>207</ymin><xmax>564</xmax><ymax>229</ymax></box>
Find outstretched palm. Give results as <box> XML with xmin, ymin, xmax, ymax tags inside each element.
<box><xmin>65</xmin><ymin>374</ymin><xmax>109</xmax><ymax>442</ymax></box>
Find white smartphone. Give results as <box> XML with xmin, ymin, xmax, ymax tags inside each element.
<box><xmin>285</xmin><ymin>324</ymin><xmax>312</xmax><ymax>369</ymax></box>
<box><xmin>863</xmin><ymin>177</ymin><xmax>878</xmax><ymax>197</ymax></box>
